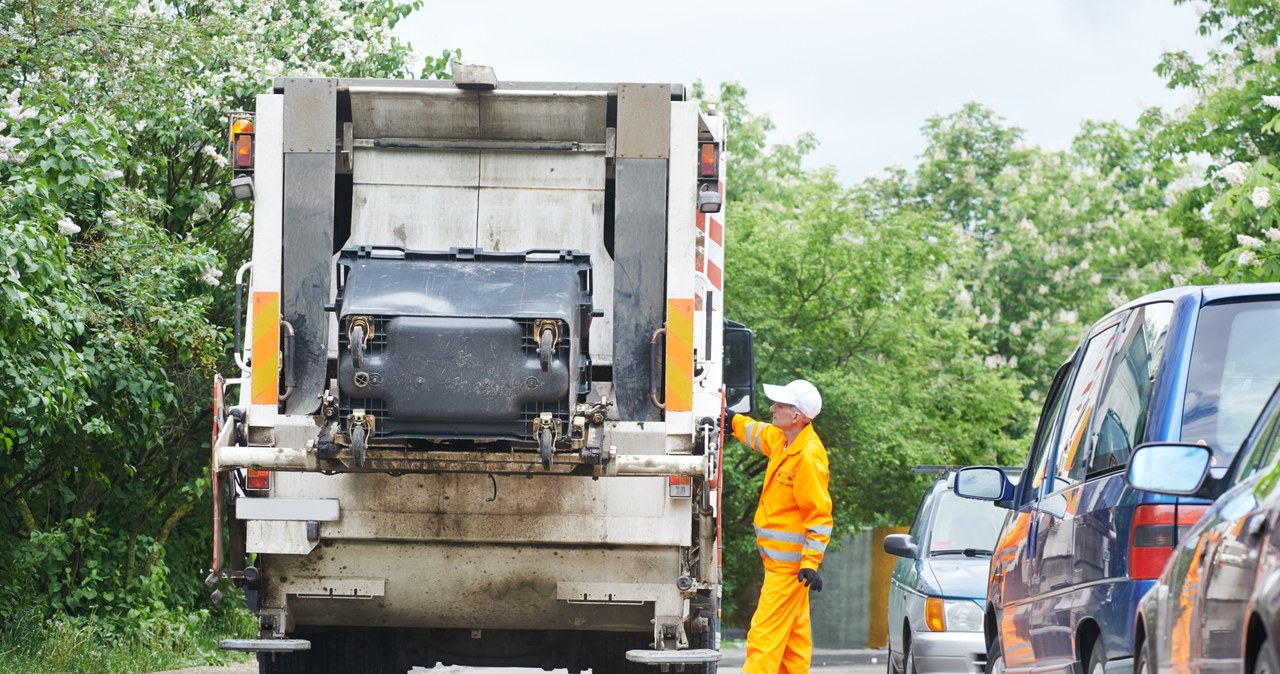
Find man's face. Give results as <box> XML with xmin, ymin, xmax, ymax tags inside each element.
<box><xmin>770</xmin><ymin>401</ymin><xmax>804</xmax><ymax>430</ymax></box>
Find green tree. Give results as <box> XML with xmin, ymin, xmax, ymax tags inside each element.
<box><xmin>1151</xmin><ymin>0</ymin><xmax>1280</xmax><ymax>281</ymax></box>
<box><xmin>702</xmin><ymin>83</ymin><xmax>1029</xmax><ymax>623</ymax></box>
<box><xmin>878</xmin><ymin>104</ymin><xmax>1197</xmax><ymax>396</ymax></box>
<box><xmin>0</xmin><ymin>0</ymin><xmax>450</xmax><ymax>644</ymax></box>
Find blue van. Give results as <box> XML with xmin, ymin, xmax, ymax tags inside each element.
<box><xmin>954</xmin><ymin>284</ymin><xmax>1280</xmax><ymax>674</ymax></box>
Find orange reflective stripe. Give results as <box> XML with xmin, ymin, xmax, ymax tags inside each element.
<box><xmin>664</xmin><ymin>298</ymin><xmax>694</xmax><ymax>412</ymax></box>
<box><xmin>250</xmin><ymin>292</ymin><xmax>280</xmax><ymax>405</ymax></box>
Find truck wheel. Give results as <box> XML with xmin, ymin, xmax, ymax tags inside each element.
<box><xmin>258</xmin><ymin>651</ymin><xmax>310</xmax><ymax>674</ymax></box>
<box><xmin>590</xmin><ymin>632</ymin><xmax>652</xmax><ymax>674</ymax></box>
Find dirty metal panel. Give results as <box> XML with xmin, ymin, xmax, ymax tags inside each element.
<box><xmin>281</xmin><ymin>152</ymin><xmax>334</xmax><ymax>415</ymax></box>
<box><xmin>479</xmin><ymin>92</ymin><xmax>608</xmax><ymax>143</ymax></box>
<box><xmin>247</xmin><ymin>520</ymin><xmax>316</xmax><ymax>555</ymax></box>
<box><xmin>348</xmin><ymin>184</ymin><xmax>478</xmax><ymax>250</ymax></box>
<box><xmin>290</xmin><ymin>577</ymin><xmax>385</xmax><ymax>598</ymax></box>
<box><xmin>348</xmin><ymin>88</ymin><xmax>481</xmax><ymax>140</ymax></box>
<box><xmin>271</xmin><ymin>471</ymin><xmax>689</xmax><ymax>546</ymax></box>
<box><xmin>478</xmin><ymin>150</ymin><xmax>603</xmax><ymax>190</ymax></box>
<box><xmin>616</xmin><ymin>84</ymin><xmax>671</xmax><ymax>159</ymax></box>
<box><xmin>266</xmin><ymin>540</ymin><xmax>678</xmax><ymax>630</ymax></box>
<box><xmin>281</xmin><ymin>78</ymin><xmax>336</xmax><ymax>153</ymax></box>
<box><xmin>353</xmin><ymin>146</ymin><xmax>480</xmax><ymax>188</ymax></box>
<box><xmin>612</xmin><ymin>158</ymin><xmax>668</xmax><ymax>421</ymax></box>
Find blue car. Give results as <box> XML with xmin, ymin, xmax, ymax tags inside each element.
<box><xmin>955</xmin><ymin>284</ymin><xmax>1280</xmax><ymax>674</ymax></box>
<box><xmin>885</xmin><ymin>469</ymin><xmax>1011</xmax><ymax>674</ymax></box>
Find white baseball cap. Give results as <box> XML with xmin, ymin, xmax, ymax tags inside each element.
<box><xmin>763</xmin><ymin>379</ymin><xmax>822</xmax><ymax>419</ymax></box>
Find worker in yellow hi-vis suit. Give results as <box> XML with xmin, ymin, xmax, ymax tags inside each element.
<box><xmin>730</xmin><ymin>379</ymin><xmax>833</xmax><ymax>674</ymax></box>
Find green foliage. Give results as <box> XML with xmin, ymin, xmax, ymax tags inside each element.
<box><xmin>704</xmin><ymin>84</ymin><xmax>1032</xmax><ymax>622</ymax></box>
<box><xmin>1151</xmin><ymin>0</ymin><xmax>1280</xmax><ymax>281</ymax></box>
<box><xmin>0</xmin><ymin>0</ymin><xmax>444</xmax><ymax>658</ymax></box>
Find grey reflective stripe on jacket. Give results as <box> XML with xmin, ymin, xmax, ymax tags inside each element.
<box><xmin>757</xmin><ymin>546</ymin><xmax>803</xmax><ymax>563</ymax></box>
<box><xmin>746</xmin><ymin>421</ymin><xmax>765</xmax><ymax>452</ymax></box>
<box><xmin>755</xmin><ymin>525</ymin><xmax>806</xmax><ymax>545</ymax></box>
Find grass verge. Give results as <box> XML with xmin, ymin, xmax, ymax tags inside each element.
<box><xmin>0</xmin><ymin>605</ymin><xmax>255</xmax><ymax>674</ymax></box>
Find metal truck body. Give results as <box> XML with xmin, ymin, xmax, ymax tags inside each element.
<box><xmin>209</xmin><ymin>69</ymin><xmax>748</xmax><ymax>673</ymax></box>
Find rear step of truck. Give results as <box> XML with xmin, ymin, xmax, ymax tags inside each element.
<box><xmin>219</xmin><ymin>638</ymin><xmax>311</xmax><ymax>652</ymax></box>
<box><xmin>626</xmin><ymin>648</ymin><xmax>722</xmax><ymax>665</ymax></box>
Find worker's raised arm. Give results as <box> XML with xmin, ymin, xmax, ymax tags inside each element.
<box><xmin>732</xmin><ymin>413</ymin><xmax>787</xmax><ymax>459</ymax></box>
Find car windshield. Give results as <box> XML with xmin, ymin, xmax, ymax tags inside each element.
<box><xmin>927</xmin><ymin>490</ymin><xmax>1007</xmax><ymax>554</ymax></box>
<box><xmin>1183</xmin><ymin>299</ymin><xmax>1280</xmax><ymax>466</ymax></box>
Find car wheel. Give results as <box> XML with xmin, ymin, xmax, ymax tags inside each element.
<box><xmin>1086</xmin><ymin>640</ymin><xmax>1106</xmax><ymax>674</ymax></box>
<box><xmin>986</xmin><ymin>637</ymin><xmax>1004</xmax><ymax>674</ymax></box>
<box><xmin>1256</xmin><ymin>636</ymin><xmax>1280</xmax><ymax>674</ymax></box>
<box><xmin>1135</xmin><ymin>641</ymin><xmax>1152</xmax><ymax>674</ymax></box>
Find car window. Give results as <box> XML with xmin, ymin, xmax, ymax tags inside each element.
<box><xmin>1235</xmin><ymin>387</ymin><xmax>1280</xmax><ymax>480</ymax></box>
<box><xmin>907</xmin><ymin>484</ymin><xmax>935</xmax><ymax>542</ymax></box>
<box><xmin>1024</xmin><ymin>358</ymin><xmax>1074</xmax><ymax>501</ymax></box>
<box><xmin>1051</xmin><ymin>322</ymin><xmax>1121</xmax><ymax>490</ymax></box>
<box><xmin>1183</xmin><ymin>300</ymin><xmax>1280</xmax><ymax>466</ymax></box>
<box><xmin>1088</xmin><ymin>303</ymin><xmax>1174</xmax><ymax>476</ymax></box>
<box><xmin>927</xmin><ymin>490</ymin><xmax>1006</xmax><ymax>553</ymax></box>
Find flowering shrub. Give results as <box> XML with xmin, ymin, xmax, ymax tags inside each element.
<box><xmin>0</xmin><ymin>0</ymin><xmax>448</xmax><ymax>628</ymax></box>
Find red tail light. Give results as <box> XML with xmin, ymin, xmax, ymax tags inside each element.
<box><xmin>246</xmin><ymin>468</ymin><xmax>271</xmax><ymax>492</ymax></box>
<box><xmin>698</xmin><ymin>142</ymin><xmax>719</xmax><ymax>179</ymax></box>
<box><xmin>1129</xmin><ymin>504</ymin><xmax>1208</xmax><ymax>579</ymax></box>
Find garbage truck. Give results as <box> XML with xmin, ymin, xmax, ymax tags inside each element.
<box><xmin>206</xmin><ymin>65</ymin><xmax>755</xmax><ymax>673</ymax></box>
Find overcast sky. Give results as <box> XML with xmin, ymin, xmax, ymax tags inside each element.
<box><xmin>395</xmin><ymin>1</ymin><xmax>1204</xmax><ymax>184</ymax></box>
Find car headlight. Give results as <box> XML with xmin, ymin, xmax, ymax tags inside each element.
<box><xmin>925</xmin><ymin>597</ymin><xmax>983</xmax><ymax>632</ymax></box>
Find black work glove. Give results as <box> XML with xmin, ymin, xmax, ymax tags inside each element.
<box><xmin>726</xmin><ymin>411</ymin><xmax>740</xmax><ymax>428</ymax></box>
<box><xmin>798</xmin><ymin>568</ymin><xmax>823</xmax><ymax>592</ymax></box>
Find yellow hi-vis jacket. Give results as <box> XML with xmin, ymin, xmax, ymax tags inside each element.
<box><xmin>733</xmin><ymin>415</ymin><xmax>833</xmax><ymax>572</ymax></box>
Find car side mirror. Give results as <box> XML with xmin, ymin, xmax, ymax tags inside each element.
<box><xmin>883</xmin><ymin>533</ymin><xmax>918</xmax><ymax>559</ymax></box>
<box><xmin>953</xmin><ymin>466</ymin><xmax>1014</xmax><ymax>508</ymax></box>
<box><xmin>1126</xmin><ymin>442</ymin><xmax>1213</xmax><ymax>496</ymax></box>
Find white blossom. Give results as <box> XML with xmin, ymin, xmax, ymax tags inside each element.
<box><xmin>57</xmin><ymin>217</ymin><xmax>81</xmax><ymax>235</ymax></box>
<box><xmin>1090</xmin><ymin>273</ymin><xmax>1102</xmax><ymax>285</ymax></box>
<box><xmin>1037</xmin><ymin>284</ymin><xmax>1049</xmax><ymax>296</ymax></box>
<box><xmin>955</xmin><ymin>285</ymin><xmax>972</xmax><ymax>309</ymax></box>
<box><xmin>1009</xmin><ymin>322</ymin><xmax>1022</xmax><ymax>337</ymax></box>
<box><xmin>1253</xmin><ymin>186</ymin><xmax>1272</xmax><ymax>209</ymax></box>
<box><xmin>1056</xmin><ymin>309</ymin><xmax>1079</xmax><ymax>324</ymax></box>
<box><xmin>1238</xmin><ymin>234</ymin><xmax>1265</xmax><ymax>249</ymax></box>
<box><xmin>1218</xmin><ymin>162</ymin><xmax>1250</xmax><ymax>186</ymax></box>
<box><xmin>102</xmin><ymin>169</ymin><xmax>124</xmax><ymax>181</ymax></box>
<box><xmin>202</xmin><ymin>267</ymin><xmax>224</xmax><ymax>286</ymax></box>
<box><xmin>1264</xmin><ymin>95</ymin><xmax>1280</xmax><ymax>110</ymax></box>
<box><xmin>1239</xmin><ymin>250</ymin><xmax>1259</xmax><ymax>267</ymax></box>
<box><xmin>1258</xmin><ymin>45</ymin><xmax>1280</xmax><ymax>65</ymax></box>
<box><xmin>1266</xmin><ymin>228</ymin><xmax>1280</xmax><ymax>243</ymax></box>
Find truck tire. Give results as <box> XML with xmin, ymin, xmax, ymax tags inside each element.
<box><xmin>258</xmin><ymin>651</ymin><xmax>310</xmax><ymax>674</ymax></box>
<box><xmin>590</xmin><ymin>631</ymin><xmax>653</xmax><ymax>674</ymax></box>
<box><xmin>259</xmin><ymin>630</ymin><xmax>394</xmax><ymax>674</ymax></box>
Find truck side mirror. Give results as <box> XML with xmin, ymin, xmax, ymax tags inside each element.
<box><xmin>724</xmin><ymin>320</ymin><xmax>756</xmax><ymax>415</ymax></box>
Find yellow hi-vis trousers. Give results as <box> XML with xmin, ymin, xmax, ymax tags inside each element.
<box><xmin>742</xmin><ymin>567</ymin><xmax>812</xmax><ymax>674</ymax></box>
